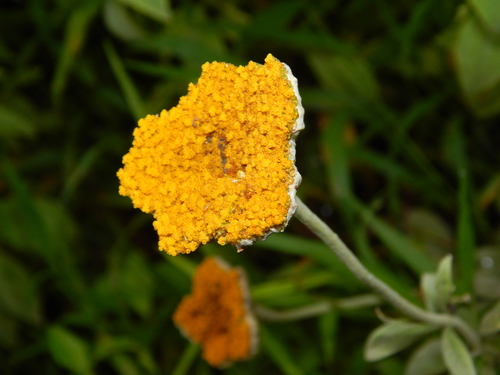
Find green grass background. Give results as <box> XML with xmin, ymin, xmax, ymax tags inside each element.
<box><xmin>1</xmin><ymin>0</ymin><xmax>500</xmax><ymax>374</ymax></box>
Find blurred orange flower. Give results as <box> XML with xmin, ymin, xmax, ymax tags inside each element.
<box><xmin>173</xmin><ymin>257</ymin><xmax>258</xmax><ymax>367</ymax></box>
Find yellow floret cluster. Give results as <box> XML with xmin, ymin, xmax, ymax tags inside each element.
<box><xmin>173</xmin><ymin>257</ymin><xmax>257</xmax><ymax>367</ymax></box>
<box><xmin>117</xmin><ymin>54</ymin><xmax>299</xmax><ymax>255</ymax></box>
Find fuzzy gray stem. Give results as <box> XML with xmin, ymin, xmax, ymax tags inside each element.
<box><xmin>294</xmin><ymin>197</ymin><xmax>481</xmax><ymax>354</ymax></box>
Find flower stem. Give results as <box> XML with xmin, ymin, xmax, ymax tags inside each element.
<box><xmin>254</xmin><ymin>301</ymin><xmax>332</xmax><ymax>321</ymax></box>
<box><xmin>294</xmin><ymin>197</ymin><xmax>481</xmax><ymax>354</ymax></box>
<box><xmin>254</xmin><ymin>294</ymin><xmax>381</xmax><ymax>322</ymax></box>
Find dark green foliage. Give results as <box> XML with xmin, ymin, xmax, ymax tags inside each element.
<box><xmin>1</xmin><ymin>0</ymin><xmax>500</xmax><ymax>374</ymax></box>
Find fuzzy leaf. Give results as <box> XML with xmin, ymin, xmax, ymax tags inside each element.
<box><xmin>441</xmin><ymin>327</ymin><xmax>477</xmax><ymax>375</ymax></box>
<box><xmin>421</xmin><ymin>273</ymin><xmax>438</xmax><ymax>312</ymax></box>
<box><xmin>364</xmin><ymin>321</ymin><xmax>436</xmax><ymax>362</ymax></box>
<box><xmin>405</xmin><ymin>338</ymin><xmax>446</xmax><ymax>375</ymax></box>
<box><xmin>479</xmin><ymin>299</ymin><xmax>500</xmax><ymax>335</ymax></box>
<box><xmin>435</xmin><ymin>254</ymin><xmax>455</xmax><ymax>311</ymax></box>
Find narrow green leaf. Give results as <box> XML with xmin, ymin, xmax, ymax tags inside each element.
<box><xmin>116</xmin><ymin>0</ymin><xmax>171</xmax><ymax>23</ymax></box>
<box><xmin>457</xmin><ymin>169</ymin><xmax>475</xmax><ymax>294</ymax></box>
<box><xmin>479</xmin><ymin>364</ymin><xmax>497</xmax><ymax>375</ymax></box>
<box><xmin>1</xmin><ymin>158</ymin><xmax>51</xmax><ymax>259</ymax></box>
<box><xmin>61</xmin><ymin>144</ymin><xmax>101</xmax><ymax>202</ymax></box>
<box><xmin>103</xmin><ymin>40</ymin><xmax>146</xmax><ymax>120</ymax></box>
<box><xmin>0</xmin><ymin>106</ymin><xmax>35</xmax><ymax>143</ymax></box>
<box><xmin>308</xmin><ymin>53</ymin><xmax>380</xmax><ymax>101</ymax></box>
<box><xmin>251</xmin><ymin>271</ymin><xmax>334</xmax><ymax>303</ymax></box>
<box><xmin>353</xmin><ymin>225</ymin><xmax>419</xmax><ymax>303</ymax></box>
<box><xmin>322</xmin><ymin>114</ymin><xmax>352</xmax><ymax>201</ymax></box>
<box><xmin>469</xmin><ymin>0</ymin><xmax>500</xmax><ymax>34</ymax></box>
<box><xmin>0</xmin><ymin>251</ymin><xmax>41</xmax><ymax>325</ymax></box>
<box><xmin>405</xmin><ymin>338</ymin><xmax>446</xmax><ymax>375</ymax></box>
<box><xmin>51</xmin><ymin>0</ymin><xmax>101</xmax><ymax>101</ymax></box>
<box><xmin>442</xmin><ymin>118</ymin><xmax>468</xmax><ymax>172</ymax></box>
<box><xmin>441</xmin><ymin>327</ymin><xmax>477</xmax><ymax>375</ymax></box>
<box><xmin>364</xmin><ymin>321</ymin><xmax>436</xmax><ymax>362</ymax></box>
<box><xmin>318</xmin><ymin>309</ymin><xmax>338</xmax><ymax>365</ymax></box>
<box><xmin>254</xmin><ymin>233</ymin><xmax>360</xmax><ymax>287</ymax></box>
<box><xmin>171</xmin><ymin>343</ymin><xmax>200</xmax><ymax>375</ymax></box>
<box><xmin>0</xmin><ymin>310</ymin><xmax>18</xmax><ymax>348</ymax></box>
<box><xmin>162</xmin><ymin>252</ymin><xmax>197</xmax><ymax>277</ymax></box>
<box><xmin>132</xmin><ymin>34</ymin><xmax>231</xmax><ymax>67</ymax></box>
<box><xmin>110</xmin><ymin>354</ymin><xmax>141</xmax><ymax>375</ymax></box>
<box><xmin>478</xmin><ymin>173</ymin><xmax>500</xmax><ymax>209</ymax></box>
<box><xmin>94</xmin><ymin>336</ymin><xmax>137</xmax><ymax>361</ymax></box>
<box><xmin>261</xmin><ymin>325</ymin><xmax>304</xmax><ymax>375</ymax></box>
<box><xmin>349</xmin><ymin>197</ymin><xmax>436</xmax><ymax>274</ymax></box>
<box><xmin>421</xmin><ymin>273</ymin><xmax>438</xmax><ymax>312</ymax></box>
<box><xmin>121</xmin><ymin>252</ymin><xmax>154</xmax><ymax>317</ymax></box>
<box><xmin>47</xmin><ymin>325</ymin><xmax>93</xmax><ymax>375</ymax></box>
<box><xmin>435</xmin><ymin>254</ymin><xmax>455</xmax><ymax>311</ymax></box>
<box><xmin>479</xmin><ymin>299</ymin><xmax>500</xmax><ymax>335</ymax></box>
<box><xmin>405</xmin><ymin>208</ymin><xmax>453</xmax><ymax>260</ymax></box>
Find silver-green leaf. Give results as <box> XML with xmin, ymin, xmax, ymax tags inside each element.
<box><xmin>364</xmin><ymin>321</ymin><xmax>437</xmax><ymax>362</ymax></box>
<box><xmin>421</xmin><ymin>273</ymin><xmax>438</xmax><ymax>312</ymax></box>
<box><xmin>441</xmin><ymin>327</ymin><xmax>477</xmax><ymax>375</ymax></box>
<box><xmin>479</xmin><ymin>299</ymin><xmax>500</xmax><ymax>335</ymax></box>
<box><xmin>435</xmin><ymin>254</ymin><xmax>455</xmax><ymax>311</ymax></box>
<box><xmin>405</xmin><ymin>338</ymin><xmax>446</xmax><ymax>375</ymax></box>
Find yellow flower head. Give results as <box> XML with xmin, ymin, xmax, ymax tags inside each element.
<box><xmin>117</xmin><ymin>54</ymin><xmax>304</xmax><ymax>255</ymax></box>
<box><xmin>173</xmin><ymin>257</ymin><xmax>258</xmax><ymax>367</ymax></box>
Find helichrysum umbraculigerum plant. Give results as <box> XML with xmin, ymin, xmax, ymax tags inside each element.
<box><xmin>118</xmin><ymin>54</ymin><xmax>304</xmax><ymax>255</ymax></box>
<box><xmin>118</xmin><ymin>53</ymin><xmax>483</xmax><ymax>373</ymax></box>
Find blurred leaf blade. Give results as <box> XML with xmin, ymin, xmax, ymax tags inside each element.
<box><xmin>254</xmin><ymin>233</ymin><xmax>361</xmax><ymax>288</ymax></box>
<box><xmin>115</xmin><ymin>0</ymin><xmax>171</xmax><ymax>23</ymax></box>
<box><xmin>47</xmin><ymin>326</ymin><xmax>93</xmax><ymax>375</ymax></box>
<box><xmin>435</xmin><ymin>254</ymin><xmax>455</xmax><ymax>311</ymax></box>
<box><xmin>261</xmin><ymin>325</ymin><xmax>304</xmax><ymax>375</ymax></box>
<box><xmin>404</xmin><ymin>338</ymin><xmax>446</xmax><ymax>375</ymax></box>
<box><xmin>51</xmin><ymin>0</ymin><xmax>101</xmax><ymax>102</ymax></box>
<box><xmin>441</xmin><ymin>327</ymin><xmax>477</xmax><ymax>375</ymax></box>
<box><xmin>0</xmin><ymin>250</ymin><xmax>41</xmax><ymax>325</ymax></box>
<box><xmin>421</xmin><ymin>273</ymin><xmax>438</xmax><ymax>312</ymax></box>
<box><xmin>308</xmin><ymin>53</ymin><xmax>380</xmax><ymax>101</ymax></box>
<box><xmin>103</xmin><ymin>39</ymin><xmax>146</xmax><ymax>120</ymax></box>
<box><xmin>457</xmin><ymin>169</ymin><xmax>475</xmax><ymax>294</ymax></box>
<box><xmin>364</xmin><ymin>320</ymin><xmax>437</xmax><ymax>362</ymax></box>
<box><xmin>103</xmin><ymin>0</ymin><xmax>148</xmax><ymax>41</ymax></box>
<box><xmin>349</xmin><ymin>197</ymin><xmax>436</xmax><ymax>274</ymax></box>
<box><xmin>469</xmin><ymin>0</ymin><xmax>500</xmax><ymax>34</ymax></box>
<box><xmin>479</xmin><ymin>299</ymin><xmax>500</xmax><ymax>335</ymax></box>
<box><xmin>453</xmin><ymin>16</ymin><xmax>500</xmax><ymax>117</ymax></box>
<box><xmin>0</xmin><ymin>106</ymin><xmax>36</xmax><ymax>145</ymax></box>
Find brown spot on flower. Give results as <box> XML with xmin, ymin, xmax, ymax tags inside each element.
<box><xmin>173</xmin><ymin>257</ymin><xmax>258</xmax><ymax>367</ymax></box>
